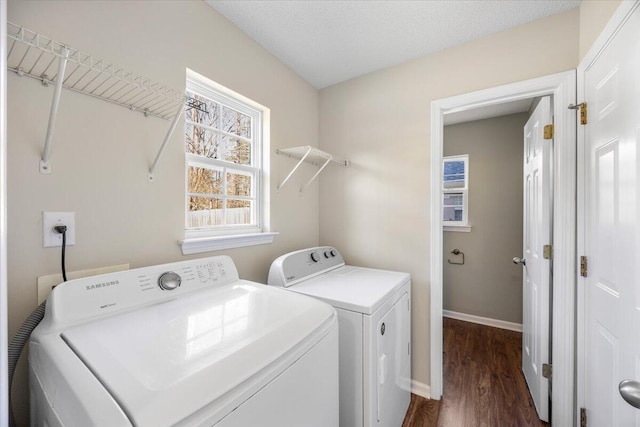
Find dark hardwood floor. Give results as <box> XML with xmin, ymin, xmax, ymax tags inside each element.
<box><xmin>403</xmin><ymin>317</ymin><xmax>548</xmax><ymax>427</ymax></box>
<box><xmin>402</xmin><ymin>393</ymin><xmax>441</xmax><ymax>427</ymax></box>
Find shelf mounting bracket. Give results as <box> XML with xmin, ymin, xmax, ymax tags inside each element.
<box><xmin>40</xmin><ymin>46</ymin><xmax>69</xmax><ymax>174</ymax></box>
<box><xmin>300</xmin><ymin>157</ymin><xmax>331</xmax><ymax>194</ymax></box>
<box><xmin>276</xmin><ymin>146</ymin><xmax>312</xmax><ymax>191</ymax></box>
<box><xmin>148</xmin><ymin>100</ymin><xmax>186</xmax><ymax>182</ymax></box>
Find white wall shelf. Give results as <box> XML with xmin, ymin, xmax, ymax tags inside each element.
<box><xmin>6</xmin><ymin>22</ymin><xmax>185</xmax><ymax>176</ymax></box>
<box><xmin>275</xmin><ymin>145</ymin><xmax>349</xmax><ymax>194</ymax></box>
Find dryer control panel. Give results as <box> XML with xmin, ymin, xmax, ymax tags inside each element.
<box><xmin>46</xmin><ymin>256</ymin><xmax>241</xmax><ymax>326</ymax></box>
<box><xmin>268</xmin><ymin>246</ymin><xmax>345</xmax><ymax>287</ymax></box>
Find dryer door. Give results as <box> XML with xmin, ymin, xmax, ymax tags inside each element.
<box><xmin>376</xmin><ymin>291</ymin><xmax>410</xmax><ymax>425</ymax></box>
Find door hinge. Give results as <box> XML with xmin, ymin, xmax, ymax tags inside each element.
<box><xmin>581</xmin><ymin>102</ymin><xmax>588</xmax><ymax>125</ymax></box>
<box><xmin>543</xmin><ymin>124</ymin><xmax>554</xmax><ymax>139</ymax></box>
<box><xmin>569</xmin><ymin>102</ymin><xmax>588</xmax><ymax>125</ymax></box>
<box><xmin>543</xmin><ymin>244</ymin><xmax>552</xmax><ymax>260</ymax></box>
<box><xmin>580</xmin><ymin>407</ymin><xmax>587</xmax><ymax>427</ymax></box>
<box><xmin>542</xmin><ymin>363</ymin><xmax>552</xmax><ymax>379</ymax></box>
<box><xmin>580</xmin><ymin>256</ymin><xmax>588</xmax><ymax>277</ymax></box>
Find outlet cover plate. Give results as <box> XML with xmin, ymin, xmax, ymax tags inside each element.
<box><xmin>43</xmin><ymin>211</ymin><xmax>76</xmax><ymax>247</ymax></box>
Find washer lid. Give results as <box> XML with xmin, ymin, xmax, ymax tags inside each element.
<box><xmin>286</xmin><ymin>266</ymin><xmax>410</xmax><ymax>314</ymax></box>
<box><xmin>61</xmin><ymin>281</ymin><xmax>335</xmax><ymax>426</ymax></box>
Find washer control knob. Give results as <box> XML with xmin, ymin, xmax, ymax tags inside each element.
<box><xmin>158</xmin><ymin>271</ymin><xmax>181</xmax><ymax>291</ymax></box>
<box><xmin>324</xmin><ymin>251</ymin><xmax>331</xmax><ymax>258</ymax></box>
<box><xmin>310</xmin><ymin>252</ymin><xmax>320</xmax><ymax>262</ymax></box>
<box><xmin>330</xmin><ymin>249</ymin><xmax>337</xmax><ymax>257</ymax></box>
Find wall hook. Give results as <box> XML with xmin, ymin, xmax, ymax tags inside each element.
<box><xmin>448</xmin><ymin>249</ymin><xmax>464</xmax><ymax>265</ymax></box>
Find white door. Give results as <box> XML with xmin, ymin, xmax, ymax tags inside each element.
<box><xmin>582</xmin><ymin>3</ymin><xmax>640</xmax><ymax>425</ymax></box>
<box><xmin>520</xmin><ymin>96</ymin><xmax>552</xmax><ymax>422</ymax></box>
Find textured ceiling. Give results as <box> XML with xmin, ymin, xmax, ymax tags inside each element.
<box><xmin>207</xmin><ymin>0</ymin><xmax>581</xmax><ymax>89</ymax></box>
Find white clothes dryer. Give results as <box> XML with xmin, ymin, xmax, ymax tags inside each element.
<box><xmin>268</xmin><ymin>246</ymin><xmax>411</xmax><ymax>427</ymax></box>
<box><xmin>30</xmin><ymin>255</ymin><xmax>339</xmax><ymax>427</ymax></box>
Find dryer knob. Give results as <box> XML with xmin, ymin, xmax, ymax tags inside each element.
<box><xmin>324</xmin><ymin>251</ymin><xmax>331</xmax><ymax>258</ymax></box>
<box><xmin>310</xmin><ymin>252</ymin><xmax>320</xmax><ymax>262</ymax></box>
<box><xmin>330</xmin><ymin>250</ymin><xmax>337</xmax><ymax>257</ymax></box>
<box><xmin>158</xmin><ymin>271</ymin><xmax>181</xmax><ymax>290</ymax></box>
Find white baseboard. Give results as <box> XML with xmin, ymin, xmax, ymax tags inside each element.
<box><xmin>411</xmin><ymin>380</ymin><xmax>430</xmax><ymax>399</ymax></box>
<box><xmin>443</xmin><ymin>309</ymin><xmax>522</xmax><ymax>332</ymax></box>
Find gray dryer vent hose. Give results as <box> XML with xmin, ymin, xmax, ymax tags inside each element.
<box><xmin>8</xmin><ymin>301</ymin><xmax>46</xmax><ymax>427</ymax></box>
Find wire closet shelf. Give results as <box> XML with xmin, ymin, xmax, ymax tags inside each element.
<box><xmin>276</xmin><ymin>146</ymin><xmax>350</xmax><ymax>194</ymax></box>
<box><xmin>6</xmin><ymin>22</ymin><xmax>186</xmax><ymax>177</ymax></box>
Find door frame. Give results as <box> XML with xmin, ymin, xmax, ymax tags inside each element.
<box><xmin>1</xmin><ymin>0</ymin><xmax>9</xmax><ymax>424</ymax></box>
<box><xmin>429</xmin><ymin>70</ymin><xmax>577</xmax><ymax>426</ymax></box>
<box><xmin>576</xmin><ymin>1</ymin><xmax>640</xmax><ymax>426</ymax></box>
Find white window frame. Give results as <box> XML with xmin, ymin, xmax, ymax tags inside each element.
<box><xmin>180</xmin><ymin>69</ymin><xmax>277</xmax><ymax>254</ymax></box>
<box><xmin>442</xmin><ymin>154</ymin><xmax>470</xmax><ymax>232</ymax></box>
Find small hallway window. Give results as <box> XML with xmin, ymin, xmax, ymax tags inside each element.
<box><xmin>443</xmin><ymin>154</ymin><xmax>469</xmax><ymax>231</ymax></box>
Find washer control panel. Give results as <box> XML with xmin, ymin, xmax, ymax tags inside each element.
<box><xmin>268</xmin><ymin>246</ymin><xmax>345</xmax><ymax>287</ymax></box>
<box><xmin>48</xmin><ymin>256</ymin><xmax>240</xmax><ymax>325</ymax></box>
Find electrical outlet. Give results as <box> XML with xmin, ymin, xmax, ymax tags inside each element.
<box><xmin>43</xmin><ymin>212</ymin><xmax>76</xmax><ymax>247</ymax></box>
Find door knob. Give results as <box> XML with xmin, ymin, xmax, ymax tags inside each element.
<box><xmin>512</xmin><ymin>257</ymin><xmax>526</xmax><ymax>266</ymax></box>
<box><xmin>619</xmin><ymin>380</ymin><xmax>640</xmax><ymax>409</ymax></box>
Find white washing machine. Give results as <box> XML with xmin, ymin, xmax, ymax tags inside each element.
<box><xmin>268</xmin><ymin>246</ymin><xmax>411</xmax><ymax>427</ymax></box>
<box><xmin>30</xmin><ymin>255</ymin><xmax>339</xmax><ymax>427</ymax></box>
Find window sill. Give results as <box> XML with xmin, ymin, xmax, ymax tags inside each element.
<box><xmin>443</xmin><ymin>225</ymin><xmax>472</xmax><ymax>233</ymax></box>
<box><xmin>179</xmin><ymin>232</ymin><xmax>279</xmax><ymax>255</ymax></box>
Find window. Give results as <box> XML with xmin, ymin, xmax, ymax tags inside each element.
<box><xmin>181</xmin><ymin>69</ymin><xmax>276</xmax><ymax>254</ymax></box>
<box><xmin>443</xmin><ymin>154</ymin><xmax>470</xmax><ymax>231</ymax></box>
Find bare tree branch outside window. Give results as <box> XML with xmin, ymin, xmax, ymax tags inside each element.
<box><xmin>185</xmin><ymin>89</ymin><xmax>257</xmax><ymax>229</ymax></box>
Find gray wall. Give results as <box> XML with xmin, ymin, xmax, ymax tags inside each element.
<box><xmin>443</xmin><ymin>113</ymin><xmax>527</xmax><ymax>324</ymax></box>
